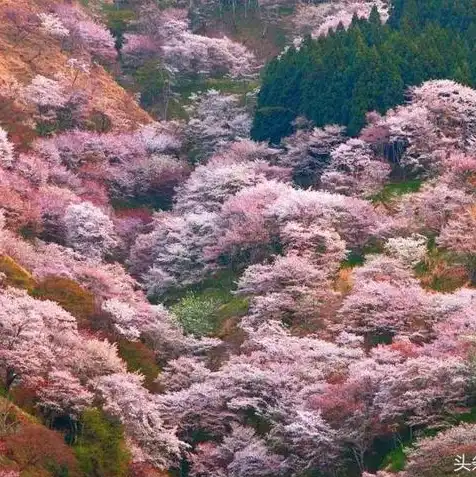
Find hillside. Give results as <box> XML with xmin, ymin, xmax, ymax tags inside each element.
<box><xmin>0</xmin><ymin>1</ymin><xmax>475</xmax><ymax>477</ymax></box>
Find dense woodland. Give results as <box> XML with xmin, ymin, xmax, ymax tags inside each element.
<box><xmin>0</xmin><ymin>0</ymin><xmax>475</xmax><ymax>476</ymax></box>
<box><xmin>253</xmin><ymin>0</ymin><xmax>476</xmax><ymax>141</ymax></box>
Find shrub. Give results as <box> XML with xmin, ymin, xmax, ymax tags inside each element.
<box><xmin>171</xmin><ymin>291</ymin><xmax>221</xmax><ymax>337</ymax></box>
<box><xmin>3</xmin><ymin>422</ymin><xmax>79</xmax><ymax>476</ymax></box>
<box><xmin>74</xmin><ymin>408</ymin><xmax>130</xmax><ymax>477</ymax></box>
<box><xmin>0</xmin><ymin>256</ymin><xmax>36</xmax><ymax>291</ymax></box>
<box><xmin>117</xmin><ymin>340</ymin><xmax>161</xmax><ymax>391</ymax></box>
<box><xmin>31</xmin><ymin>277</ymin><xmax>96</xmax><ymax>327</ymax></box>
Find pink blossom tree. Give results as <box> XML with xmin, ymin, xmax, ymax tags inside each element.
<box><xmin>63</xmin><ymin>202</ymin><xmax>119</xmax><ymax>259</ymax></box>
<box><xmin>395</xmin><ymin>183</ymin><xmax>472</xmax><ymax>235</ymax></box>
<box><xmin>190</xmin><ymin>424</ymin><xmax>285</xmax><ymax>477</ymax></box>
<box><xmin>76</xmin><ymin>20</ymin><xmax>117</xmax><ymax>63</ymax></box>
<box><xmin>174</xmin><ymin>160</ymin><xmax>267</xmax><ymax>214</ymax></box>
<box><xmin>23</xmin><ymin>75</ymin><xmax>68</xmax><ymax>124</ymax></box>
<box><xmin>279</xmin><ymin>124</ymin><xmax>346</xmax><ymax>188</ymax></box>
<box><xmin>0</xmin><ymin>128</ymin><xmax>14</xmax><ymax>168</ymax></box>
<box><xmin>185</xmin><ymin>90</ymin><xmax>252</xmax><ymax>161</ymax></box>
<box><xmin>374</xmin><ymin>356</ymin><xmax>470</xmax><ymax>429</ymax></box>
<box><xmin>0</xmin><ymin>288</ymin><xmax>78</xmax><ymax>389</ymax></box>
<box><xmin>438</xmin><ymin>207</ymin><xmax>476</xmax><ymax>283</ymax></box>
<box><xmin>94</xmin><ymin>372</ymin><xmax>184</xmax><ymax>469</ymax></box>
<box><xmin>337</xmin><ymin>278</ymin><xmax>439</xmax><ymax>343</ymax></box>
<box><xmin>130</xmin><ymin>212</ymin><xmax>218</xmax><ymax>297</ymax></box>
<box><xmin>38</xmin><ymin>13</ymin><xmax>69</xmax><ymax>39</ymax></box>
<box><xmin>293</xmin><ymin>1</ymin><xmax>388</xmax><ymax>39</ymax></box>
<box><xmin>402</xmin><ymin>423</ymin><xmax>476</xmax><ymax>477</ymax></box>
<box><xmin>37</xmin><ymin>369</ymin><xmax>93</xmax><ymax>420</ymax></box>
<box><xmin>205</xmin><ymin>180</ymin><xmax>290</xmax><ymax>266</ymax></box>
<box><xmin>320</xmin><ymin>138</ymin><xmax>391</xmax><ymax>197</ymax></box>
<box><xmin>237</xmin><ymin>253</ymin><xmax>338</xmax><ymax>329</ymax></box>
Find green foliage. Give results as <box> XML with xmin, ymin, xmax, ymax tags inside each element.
<box><xmin>253</xmin><ymin>2</ymin><xmax>476</xmax><ymax>142</ymax></box>
<box><xmin>117</xmin><ymin>340</ymin><xmax>161</xmax><ymax>391</ymax></box>
<box><xmin>381</xmin><ymin>445</ymin><xmax>407</xmax><ymax>472</ymax></box>
<box><xmin>35</xmin><ymin>120</ymin><xmax>58</xmax><ymax>137</ymax></box>
<box><xmin>169</xmin><ymin>270</ymin><xmax>249</xmax><ymax>337</ymax></box>
<box><xmin>102</xmin><ymin>6</ymin><xmax>135</xmax><ymax>49</ymax></box>
<box><xmin>251</xmin><ymin>106</ymin><xmax>295</xmax><ymax>144</ymax></box>
<box><xmin>171</xmin><ymin>291</ymin><xmax>222</xmax><ymax>337</ymax></box>
<box><xmin>0</xmin><ymin>255</ymin><xmax>36</xmax><ymax>290</ymax></box>
<box><xmin>371</xmin><ymin>179</ymin><xmax>423</xmax><ymax>204</ymax></box>
<box><xmin>134</xmin><ymin>61</ymin><xmax>171</xmax><ymax>111</ymax></box>
<box><xmin>74</xmin><ymin>409</ymin><xmax>130</xmax><ymax>477</ymax></box>
<box><xmin>30</xmin><ymin>277</ymin><xmax>96</xmax><ymax>328</ymax></box>
<box><xmin>341</xmin><ymin>251</ymin><xmax>365</xmax><ymax>269</ymax></box>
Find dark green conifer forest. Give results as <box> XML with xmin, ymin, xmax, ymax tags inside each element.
<box><xmin>252</xmin><ymin>0</ymin><xmax>476</xmax><ymax>142</ymax></box>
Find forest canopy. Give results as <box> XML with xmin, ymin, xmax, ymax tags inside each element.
<box><xmin>252</xmin><ymin>0</ymin><xmax>476</xmax><ymax>142</ymax></box>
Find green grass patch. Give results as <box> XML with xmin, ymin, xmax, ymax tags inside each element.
<box><xmin>171</xmin><ymin>291</ymin><xmax>224</xmax><ymax>337</ymax></box>
<box><xmin>171</xmin><ymin>289</ymin><xmax>249</xmax><ymax>337</ymax></box>
<box><xmin>381</xmin><ymin>445</ymin><xmax>407</xmax><ymax>472</ymax></box>
<box><xmin>453</xmin><ymin>407</ymin><xmax>476</xmax><ymax>425</ymax></box>
<box><xmin>167</xmin><ymin>269</ymin><xmax>249</xmax><ymax>337</ymax></box>
<box><xmin>371</xmin><ymin>179</ymin><xmax>423</xmax><ymax>204</ymax></box>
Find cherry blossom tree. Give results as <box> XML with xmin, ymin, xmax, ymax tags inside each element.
<box><xmin>34</xmin><ymin>130</ymin><xmax>146</xmax><ymax>171</ymax></box>
<box><xmin>66</xmin><ymin>337</ymin><xmax>126</xmax><ymax>382</ymax></box>
<box><xmin>410</xmin><ymin>80</ymin><xmax>476</xmax><ymax>145</ymax></box>
<box><xmin>267</xmin><ymin>410</ymin><xmax>338</xmax><ymax>475</ymax></box>
<box><xmin>23</xmin><ymin>75</ymin><xmax>68</xmax><ymax>123</ymax></box>
<box><xmin>158</xmin><ymin>322</ymin><xmax>361</xmax><ymax>475</ymax></box>
<box><xmin>0</xmin><ymin>288</ymin><xmax>78</xmax><ymax>389</ymax></box>
<box><xmin>374</xmin><ymin>356</ymin><xmax>470</xmax><ymax>429</ymax></box>
<box><xmin>190</xmin><ymin>424</ymin><xmax>285</xmax><ymax>477</ymax></box>
<box><xmin>308</xmin><ymin>358</ymin><xmax>390</xmax><ymax>473</ymax></box>
<box><xmin>320</xmin><ymin>138</ymin><xmax>391</xmax><ymax>197</ymax></box>
<box><xmin>75</xmin><ymin>20</ymin><xmax>117</xmax><ymax>63</ymax></box>
<box><xmin>174</xmin><ymin>160</ymin><xmax>267</xmax><ymax>214</ymax></box>
<box><xmin>37</xmin><ymin>369</ymin><xmax>93</xmax><ymax>420</ymax></box>
<box><xmin>162</xmin><ymin>31</ymin><xmax>256</xmax><ymax>78</ymax></box>
<box><xmin>94</xmin><ymin>372</ymin><xmax>184</xmax><ymax>469</ymax></box>
<box><xmin>38</xmin><ymin>13</ymin><xmax>69</xmax><ymax>39</ymax></box>
<box><xmin>352</xmin><ymin>254</ymin><xmax>418</xmax><ymax>286</ymax></box>
<box><xmin>442</xmin><ymin>152</ymin><xmax>476</xmax><ymax>192</ymax></box>
<box><xmin>265</xmin><ymin>186</ymin><xmax>381</xmax><ymax>249</ymax></box>
<box><xmin>34</xmin><ymin>185</ymin><xmax>80</xmax><ymax>243</ymax></box>
<box><xmin>184</xmin><ymin>90</ymin><xmax>252</xmax><ymax>161</ymax></box>
<box><xmin>64</xmin><ymin>202</ymin><xmax>119</xmax><ymax>259</ymax></box>
<box><xmin>237</xmin><ymin>253</ymin><xmax>338</xmax><ymax>329</ymax></box>
<box><xmin>396</xmin><ymin>183</ymin><xmax>472</xmax><ymax>234</ymax></box>
<box><xmin>402</xmin><ymin>423</ymin><xmax>476</xmax><ymax>477</ymax></box>
<box><xmin>279</xmin><ymin>124</ymin><xmax>346</xmax><ymax>187</ymax></box>
<box><xmin>130</xmin><ymin>212</ymin><xmax>218</xmax><ymax>297</ymax></box>
<box><xmin>359</xmin><ymin>81</ymin><xmax>476</xmax><ymax>178</ymax></box>
<box><xmin>438</xmin><ymin>207</ymin><xmax>476</xmax><ymax>283</ymax></box>
<box><xmin>107</xmin><ymin>153</ymin><xmax>188</xmax><ymax>206</ymax></box>
<box><xmin>0</xmin><ymin>128</ymin><xmax>14</xmax><ymax>168</ymax></box>
<box><xmin>384</xmin><ymin>234</ymin><xmax>427</xmax><ymax>268</ymax></box>
<box><xmin>206</xmin><ymin>180</ymin><xmax>290</xmax><ymax>266</ymax></box>
<box><xmin>337</xmin><ymin>277</ymin><xmax>440</xmax><ymax>343</ymax></box>
<box><xmin>122</xmin><ymin>34</ymin><xmax>158</xmax><ymax>67</ymax></box>
<box><xmin>293</xmin><ymin>0</ymin><xmax>389</xmax><ymax>39</ymax></box>
<box><xmin>159</xmin><ymin>356</ymin><xmax>211</xmax><ymax>392</ymax></box>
